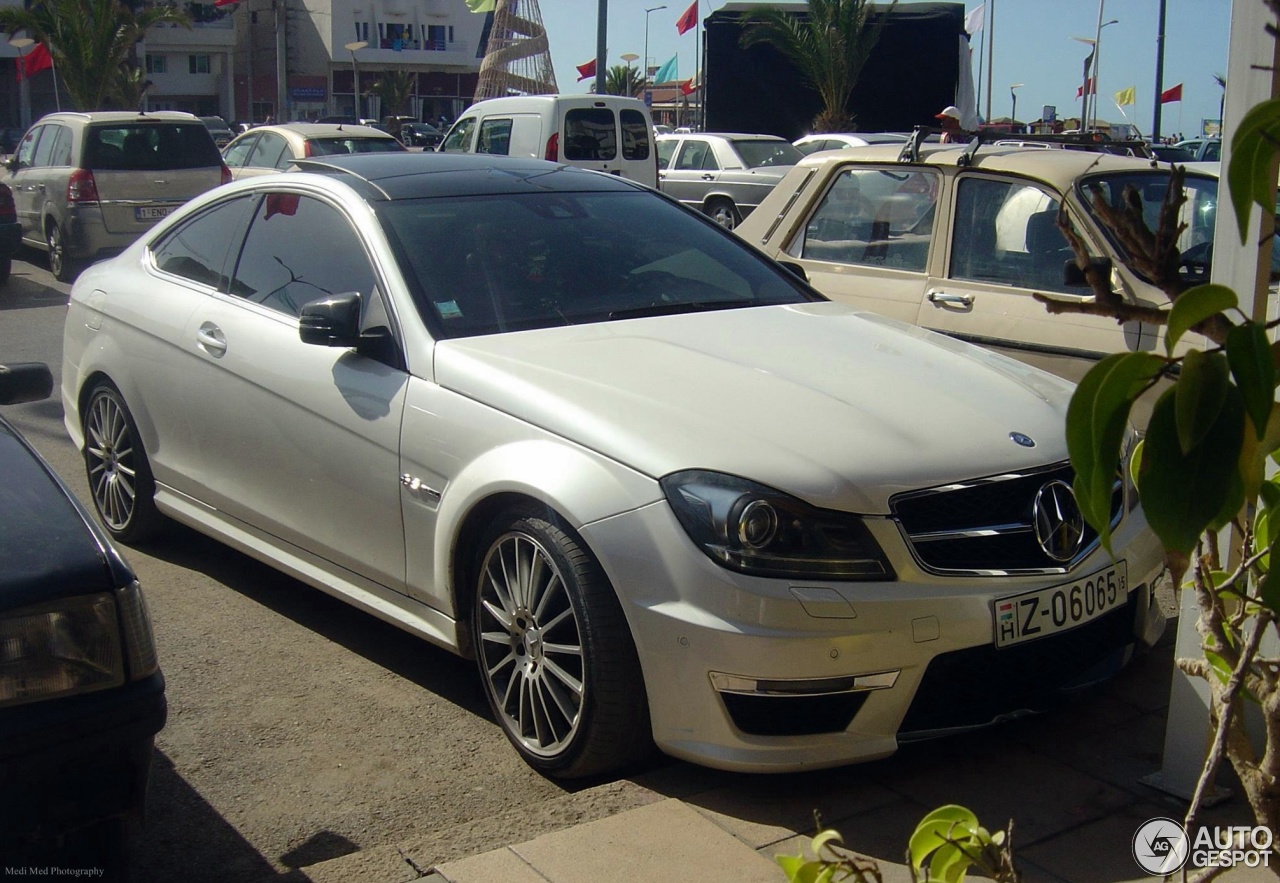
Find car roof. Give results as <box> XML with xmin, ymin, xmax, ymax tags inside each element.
<box><xmin>289</xmin><ymin>152</ymin><xmax>645</xmax><ymax>200</ymax></box>
<box><xmin>259</xmin><ymin>122</ymin><xmax>397</xmax><ymax>138</ymax></box>
<box><xmin>658</xmin><ymin>132</ymin><xmax>789</xmax><ymax>142</ymax></box>
<box><xmin>790</xmin><ymin>142</ymin><xmax>1207</xmax><ymax>188</ymax></box>
<box><xmin>38</xmin><ymin>110</ymin><xmax>203</xmax><ymax>125</ymax></box>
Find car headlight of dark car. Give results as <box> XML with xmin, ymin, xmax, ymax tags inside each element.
<box><xmin>661</xmin><ymin>470</ymin><xmax>893</xmax><ymax>580</ymax></box>
<box><xmin>0</xmin><ymin>582</ymin><xmax>158</xmax><ymax>708</ymax></box>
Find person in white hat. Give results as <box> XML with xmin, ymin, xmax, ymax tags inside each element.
<box><xmin>935</xmin><ymin>105</ymin><xmax>964</xmax><ymax>143</ymax></box>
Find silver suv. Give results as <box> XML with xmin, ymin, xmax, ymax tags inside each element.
<box><xmin>3</xmin><ymin>111</ymin><xmax>229</xmax><ymax>281</ymax></box>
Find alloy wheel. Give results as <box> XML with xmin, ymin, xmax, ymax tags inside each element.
<box><xmin>85</xmin><ymin>390</ymin><xmax>141</xmax><ymax>532</ymax></box>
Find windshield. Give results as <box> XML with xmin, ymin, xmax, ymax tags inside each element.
<box><xmin>381</xmin><ymin>190</ymin><xmax>819</xmax><ymax>338</ymax></box>
<box><xmin>306</xmin><ymin>137</ymin><xmax>405</xmax><ymax>155</ymax></box>
<box><xmin>1077</xmin><ymin>171</ymin><xmax>1222</xmax><ymax>284</ymax></box>
<box><xmin>734</xmin><ymin>140</ymin><xmax>803</xmax><ymax>168</ymax></box>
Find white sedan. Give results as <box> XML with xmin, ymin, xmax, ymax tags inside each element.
<box><xmin>60</xmin><ymin>152</ymin><xmax>1165</xmax><ymax>777</ymax></box>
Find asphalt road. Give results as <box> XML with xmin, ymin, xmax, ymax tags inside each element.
<box><xmin>0</xmin><ymin>253</ymin><xmax>707</xmax><ymax>880</ymax></box>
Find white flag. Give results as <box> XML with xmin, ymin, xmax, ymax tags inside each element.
<box><xmin>965</xmin><ymin>4</ymin><xmax>984</xmax><ymax>34</ymax></box>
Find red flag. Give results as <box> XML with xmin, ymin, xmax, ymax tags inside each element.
<box><xmin>680</xmin><ymin>78</ymin><xmax>696</xmax><ymax>96</ymax></box>
<box><xmin>575</xmin><ymin>59</ymin><xmax>596</xmax><ymax>82</ymax></box>
<box><xmin>1075</xmin><ymin>77</ymin><xmax>1095</xmax><ymax>99</ymax></box>
<box><xmin>676</xmin><ymin>0</ymin><xmax>698</xmax><ymax>35</ymax></box>
<box><xmin>1160</xmin><ymin>83</ymin><xmax>1183</xmax><ymax>104</ymax></box>
<box><xmin>214</xmin><ymin>0</ymin><xmax>239</xmax><ymax>6</ymax></box>
<box><xmin>15</xmin><ymin>43</ymin><xmax>52</xmax><ymax>82</ymax></box>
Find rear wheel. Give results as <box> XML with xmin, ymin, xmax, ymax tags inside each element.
<box><xmin>47</xmin><ymin>221</ymin><xmax>79</xmax><ymax>283</ymax></box>
<box><xmin>472</xmin><ymin>508</ymin><xmax>651</xmax><ymax>778</ymax></box>
<box><xmin>83</xmin><ymin>383</ymin><xmax>164</xmax><ymax>543</ymax></box>
<box><xmin>706</xmin><ymin>198</ymin><xmax>741</xmax><ymax>230</ymax></box>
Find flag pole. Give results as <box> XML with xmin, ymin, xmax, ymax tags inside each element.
<box><xmin>694</xmin><ymin>0</ymin><xmax>701</xmax><ymax>130</ymax></box>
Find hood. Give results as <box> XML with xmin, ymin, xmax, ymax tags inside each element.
<box><xmin>434</xmin><ymin>303</ymin><xmax>1076</xmax><ymax>513</ymax></box>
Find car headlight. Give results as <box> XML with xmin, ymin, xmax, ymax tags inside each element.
<box><xmin>0</xmin><ymin>592</ymin><xmax>127</xmax><ymax>708</ymax></box>
<box><xmin>660</xmin><ymin>470</ymin><xmax>893</xmax><ymax>580</ymax></box>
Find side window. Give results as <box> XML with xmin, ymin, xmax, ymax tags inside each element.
<box><xmin>675</xmin><ymin>140</ymin><xmax>709</xmax><ymax>171</ymax></box>
<box><xmin>620</xmin><ymin>109</ymin><xmax>650</xmax><ymax>161</ymax></box>
<box><xmin>223</xmin><ymin>134</ymin><xmax>258</xmax><ymax>168</ymax></box>
<box><xmin>657</xmin><ymin>139</ymin><xmax>677</xmax><ymax>170</ymax></box>
<box><xmin>47</xmin><ymin>126</ymin><xmax>72</xmax><ymax>166</ymax></box>
<box><xmin>476</xmin><ymin>118</ymin><xmax>512</xmax><ymax>156</ymax></box>
<box><xmin>563</xmin><ymin>108</ymin><xmax>617</xmax><ymax>161</ymax></box>
<box><xmin>229</xmin><ymin>193</ymin><xmax>377</xmax><ymax>318</ymax></box>
<box><xmin>439</xmin><ymin>117</ymin><xmax>476</xmax><ymax>153</ymax></box>
<box><xmin>796</xmin><ymin>167</ymin><xmax>938</xmax><ymax>272</ymax></box>
<box><xmin>699</xmin><ymin>145</ymin><xmax>721</xmax><ymax>171</ymax></box>
<box><xmin>15</xmin><ymin>126</ymin><xmax>43</xmax><ymax>167</ymax></box>
<box><xmin>950</xmin><ymin>177</ymin><xmax>1081</xmax><ymax>294</ymax></box>
<box><xmin>248</xmin><ymin>132</ymin><xmax>289</xmax><ymax>169</ymax></box>
<box><xmin>150</xmin><ymin>195</ymin><xmax>255</xmax><ymax>288</ymax></box>
<box><xmin>31</xmin><ymin>125</ymin><xmax>59</xmax><ymax>167</ymax></box>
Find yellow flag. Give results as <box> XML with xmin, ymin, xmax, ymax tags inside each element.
<box><xmin>1114</xmin><ymin>86</ymin><xmax>1136</xmax><ymax>107</ymax></box>
<box><xmin>465</xmin><ymin>0</ymin><xmax>495</xmax><ymax>11</ymax></box>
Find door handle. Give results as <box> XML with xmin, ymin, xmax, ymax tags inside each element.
<box><xmin>196</xmin><ymin>322</ymin><xmax>227</xmax><ymax>357</ymax></box>
<box><xmin>701</xmin><ymin>173</ymin><xmax>715</xmax><ymax>180</ymax></box>
<box><xmin>928</xmin><ymin>291</ymin><xmax>974</xmax><ymax>308</ymax></box>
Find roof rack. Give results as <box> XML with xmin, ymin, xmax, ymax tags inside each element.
<box><xmin>896</xmin><ymin>125</ymin><xmax>1153</xmax><ymax>166</ymax></box>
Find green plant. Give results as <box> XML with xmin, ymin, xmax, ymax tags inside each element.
<box><xmin>737</xmin><ymin>0</ymin><xmax>896</xmax><ymax>133</ymax></box>
<box><xmin>602</xmin><ymin>64</ymin><xmax>646</xmax><ymax>97</ymax></box>
<box><xmin>371</xmin><ymin>69</ymin><xmax>415</xmax><ymax>119</ymax></box>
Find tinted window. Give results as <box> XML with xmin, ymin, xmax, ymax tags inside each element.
<box><xmin>14</xmin><ymin>126</ymin><xmax>42</xmax><ymax>166</ymax></box>
<box><xmin>47</xmin><ymin>126</ymin><xmax>72</xmax><ymax>166</ymax></box>
<box><xmin>31</xmin><ymin>125</ymin><xmax>61</xmax><ymax>167</ymax></box>
<box><xmin>439</xmin><ymin>117</ymin><xmax>476</xmax><ymax>152</ymax></box>
<box><xmin>951</xmin><ymin>177</ymin><xmax>1085</xmax><ymax>293</ymax></box>
<box><xmin>798</xmin><ymin>167</ymin><xmax>938</xmax><ymax>272</ymax></box>
<box><xmin>733</xmin><ymin>140</ymin><xmax>803</xmax><ymax>168</ymax></box>
<box><xmin>223</xmin><ymin>134</ymin><xmax>258</xmax><ymax>168</ymax></box>
<box><xmin>151</xmin><ymin>195</ymin><xmax>255</xmax><ymax>288</ymax></box>
<box><xmin>381</xmin><ymin>190</ymin><xmax>817</xmax><ymax>338</ymax></box>
<box><xmin>620</xmin><ymin>109</ymin><xmax>650</xmax><ymax>161</ymax></box>
<box><xmin>674</xmin><ymin>141</ymin><xmax>711</xmax><ymax>171</ymax></box>
<box><xmin>476</xmin><ymin>119</ymin><xmax>512</xmax><ymax>156</ymax></box>
<box><xmin>85</xmin><ymin>123</ymin><xmax>222</xmax><ymax>170</ymax></box>
<box><xmin>247</xmin><ymin>132</ymin><xmax>289</xmax><ymax>168</ymax></box>
<box><xmin>657</xmin><ymin>139</ymin><xmax>677</xmax><ymax>170</ymax></box>
<box><xmin>305</xmin><ymin>136</ymin><xmax>404</xmax><ymax>156</ymax></box>
<box><xmin>563</xmin><ymin>108</ymin><xmax>616</xmax><ymax>161</ymax></box>
<box><xmin>230</xmin><ymin>193</ymin><xmax>377</xmax><ymax>317</ymax></box>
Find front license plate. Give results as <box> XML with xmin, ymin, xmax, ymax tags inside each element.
<box><xmin>994</xmin><ymin>562</ymin><xmax>1127</xmax><ymax>648</ymax></box>
<box><xmin>135</xmin><ymin>206</ymin><xmax>172</xmax><ymax>221</ymax></box>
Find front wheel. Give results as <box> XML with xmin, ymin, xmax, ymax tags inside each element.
<box><xmin>472</xmin><ymin>509</ymin><xmax>651</xmax><ymax>778</ymax></box>
<box><xmin>83</xmin><ymin>383</ymin><xmax>165</xmax><ymax>543</ymax></box>
<box><xmin>705</xmin><ymin>198</ymin><xmax>741</xmax><ymax>231</ymax></box>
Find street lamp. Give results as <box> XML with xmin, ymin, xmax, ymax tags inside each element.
<box><xmin>344</xmin><ymin>40</ymin><xmax>367</xmax><ymax>120</ymax></box>
<box><xmin>9</xmin><ymin>36</ymin><xmax>33</xmax><ymax>128</ymax></box>
<box><xmin>621</xmin><ymin>52</ymin><xmax>638</xmax><ymax>94</ymax></box>
<box><xmin>644</xmin><ymin>5</ymin><xmax>667</xmax><ymax>80</ymax></box>
<box><xmin>1091</xmin><ymin>18</ymin><xmax>1119</xmax><ymax>129</ymax></box>
<box><xmin>1010</xmin><ymin>83</ymin><xmax>1023</xmax><ymax>130</ymax></box>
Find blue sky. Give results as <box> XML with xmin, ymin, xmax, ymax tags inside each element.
<box><xmin>537</xmin><ymin>0</ymin><xmax>1231</xmax><ymax>140</ymax></box>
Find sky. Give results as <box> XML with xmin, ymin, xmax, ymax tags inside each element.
<box><xmin>536</xmin><ymin>0</ymin><xmax>1232</xmax><ymax>140</ymax></box>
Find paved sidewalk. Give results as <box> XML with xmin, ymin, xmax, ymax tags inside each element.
<box><xmin>288</xmin><ymin>634</ymin><xmax>1272</xmax><ymax>883</ymax></box>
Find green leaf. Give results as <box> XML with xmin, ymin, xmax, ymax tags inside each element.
<box><xmin>910</xmin><ymin>806</ymin><xmax>977</xmax><ymax>868</ymax></box>
<box><xmin>929</xmin><ymin>841</ymin><xmax>971</xmax><ymax>883</ymax></box>
<box><xmin>1175</xmin><ymin>350</ymin><xmax>1230</xmax><ymax>454</ymax></box>
<box><xmin>1204</xmin><ymin>649</ymin><xmax>1233</xmax><ymax>684</ymax></box>
<box><xmin>1227</xmin><ymin>323</ymin><xmax>1277</xmax><ymax>440</ymax></box>
<box><xmin>810</xmin><ymin>829</ymin><xmax>843</xmax><ymax>854</ymax></box>
<box><xmin>1229</xmin><ymin>98</ymin><xmax>1280</xmax><ymax>243</ymax></box>
<box><xmin>1067</xmin><ymin>353</ymin><xmax>1166</xmax><ymax>549</ymax></box>
<box><xmin>1261</xmin><ymin>568</ymin><xmax>1280</xmax><ymax>615</ymax></box>
<box><xmin>1139</xmin><ymin>388</ymin><xmax>1246</xmax><ymax>554</ymax></box>
<box><xmin>1166</xmin><ymin>284</ymin><xmax>1238</xmax><ymax>355</ymax></box>
<box><xmin>776</xmin><ymin>854</ymin><xmax>807</xmax><ymax>879</ymax></box>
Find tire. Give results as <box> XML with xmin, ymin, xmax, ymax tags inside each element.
<box><xmin>83</xmin><ymin>383</ymin><xmax>165</xmax><ymax>543</ymax></box>
<box><xmin>472</xmin><ymin>508</ymin><xmax>651</xmax><ymax>778</ymax></box>
<box><xmin>706</xmin><ymin>198</ymin><xmax>741</xmax><ymax>231</ymax></box>
<box><xmin>48</xmin><ymin>221</ymin><xmax>79</xmax><ymax>283</ymax></box>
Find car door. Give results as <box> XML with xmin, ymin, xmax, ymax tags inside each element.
<box><xmin>177</xmin><ymin>189</ymin><xmax>409</xmax><ymax>592</ymax></box>
<box><xmin>659</xmin><ymin>138</ymin><xmax>719</xmax><ymax>210</ymax></box>
<box><xmin>775</xmin><ymin>163</ymin><xmax>939</xmax><ymax>325</ymax></box>
<box><xmin>920</xmin><ymin>173</ymin><xmax>1157</xmax><ymax>381</ymax></box>
<box><xmin>8</xmin><ymin>124</ymin><xmax>49</xmax><ymax>244</ymax></box>
<box><xmin>235</xmin><ymin>131</ymin><xmax>291</xmax><ymax>178</ymax></box>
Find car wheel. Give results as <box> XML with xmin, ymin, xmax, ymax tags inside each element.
<box><xmin>83</xmin><ymin>383</ymin><xmax>164</xmax><ymax>543</ymax></box>
<box><xmin>472</xmin><ymin>508</ymin><xmax>651</xmax><ymax>778</ymax></box>
<box><xmin>47</xmin><ymin>222</ymin><xmax>78</xmax><ymax>283</ymax></box>
<box><xmin>706</xmin><ymin>198</ymin><xmax>741</xmax><ymax>230</ymax></box>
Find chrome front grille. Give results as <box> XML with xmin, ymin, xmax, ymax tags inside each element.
<box><xmin>891</xmin><ymin>463</ymin><xmax>1123</xmax><ymax>575</ymax></box>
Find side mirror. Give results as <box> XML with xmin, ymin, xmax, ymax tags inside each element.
<box><xmin>299</xmin><ymin>292</ymin><xmax>362</xmax><ymax>347</ymax></box>
<box><xmin>1063</xmin><ymin>256</ymin><xmax>1112</xmax><ymax>287</ymax></box>
<box><xmin>0</xmin><ymin>362</ymin><xmax>54</xmax><ymax>405</ymax></box>
<box><xmin>5</xmin><ymin>155</ymin><xmax>21</xmax><ymax>172</ymax></box>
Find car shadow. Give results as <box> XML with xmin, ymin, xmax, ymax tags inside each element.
<box><xmin>0</xmin><ymin>266</ymin><xmax>66</xmax><ymax>310</ymax></box>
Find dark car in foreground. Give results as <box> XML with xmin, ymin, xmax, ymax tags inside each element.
<box><xmin>0</xmin><ymin>362</ymin><xmax>165</xmax><ymax>869</ymax></box>
<box><xmin>0</xmin><ymin>180</ymin><xmax>21</xmax><ymax>284</ymax></box>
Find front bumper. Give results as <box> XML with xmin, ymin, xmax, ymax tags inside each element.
<box><xmin>580</xmin><ymin>500</ymin><xmax>1165</xmax><ymax>773</ymax></box>
<box><xmin>1</xmin><ymin>671</ymin><xmax>167</xmax><ymax>842</ymax></box>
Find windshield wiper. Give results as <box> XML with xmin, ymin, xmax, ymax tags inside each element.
<box><xmin>608</xmin><ymin>300</ymin><xmax>750</xmax><ymax>320</ymax></box>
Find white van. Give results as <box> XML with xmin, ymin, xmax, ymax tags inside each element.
<box><xmin>438</xmin><ymin>95</ymin><xmax>658</xmax><ymax>188</ymax></box>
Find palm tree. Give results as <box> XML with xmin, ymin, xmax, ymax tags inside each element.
<box><xmin>371</xmin><ymin>69</ymin><xmax>415</xmax><ymax>120</ymax></box>
<box><xmin>0</xmin><ymin>0</ymin><xmax>189</xmax><ymax>112</ymax></box>
<box><xmin>602</xmin><ymin>64</ymin><xmax>646</xmax><ymax>98</ymax></box>
<box><xmin>739</xmin><ymin>0</ymin><xmax>896</xmax><ymax>132</ymax></box>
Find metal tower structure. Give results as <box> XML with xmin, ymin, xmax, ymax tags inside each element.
<box><xmin>475</xmin><ymin>0</ymin><xmax>558</xmax><ymax>100</ymax></box>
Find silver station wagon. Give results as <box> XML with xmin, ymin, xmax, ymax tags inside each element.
<box><xmin>657</xmin><ymin>132</ymin><xmax>803</xmax><ymax>230</ymax></box>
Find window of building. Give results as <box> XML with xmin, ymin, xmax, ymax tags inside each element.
<box><xmin>189</xmin><ymin>54</ymin><xmax>211</xmax><ymax>74</ymax></box>
<box><xmin>145</xmin><ymin>55</ymin><xmax>167</xmax><ymax>74</ymax></box>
